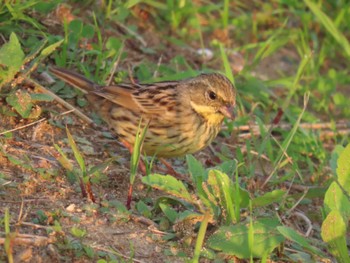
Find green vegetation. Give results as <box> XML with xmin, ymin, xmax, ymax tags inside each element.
<box><xmin>1</xmin><ymin>0</ymin><xmax>350</xmax><ymax>262</ymax></box>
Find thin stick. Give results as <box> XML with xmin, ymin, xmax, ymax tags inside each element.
<box><xmin>0</xmin><ymin>109</ymin><xmax>75</xmax><ymax>136</ymax></box>
<box><xmin>0</xmin><ymin>117</ymin><xmax>46</xmax><ymax>136</ymax></box>
<box><xmin>228</xmin><ymin>121</ymin><xmax>350</xmax><ymax>133</ymax></box>
<box><xmin>291</xmin><ymin>211</ymin><xmax>313</xmax><ymax>237</ymax></box>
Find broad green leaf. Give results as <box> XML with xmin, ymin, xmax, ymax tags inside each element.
<box><xmin>324</xmin><ymin>182</ymin><xmax>350</xmax><ymax>220</ymax></box>
<box><xmin>330</xmin><ymin>145</ymin><xmax>344</xmax><ymax>174</ymax></box>
<box><xmin>159</xmin><ymin>202</ymin><xmax>178</xmax><ymax>223</ymax></box>
<box><xmin>208</xmin><ymin>218</ymin><xmax>284</xmax><ymax>259</ymax></box>
<box><xmin>252</xmin><ymin>189</ymin><xmax>286</xmax><ymax>207</ymax></box>
<box><xmin>82</xmin><ymin>24</ymin><xmax>95</xmax><ymax>39</ymax></box>
<box><xmin>277</xmin><ymin>226</ymin><xmax>325</xmax><ymax>257</ymax></box>
<box><xmin>186</xmin><ymin>154</ymin><xmax>206</xmax><ymax>183</ymax></box>
<box><xmin>142</xmin><ymin>174</ymin><xmax>192</xmax><ymax>202</ymax></box>
<box><xmin>215</xmin><ymin>160</ymin><xmax>237</xmax><ymax>177</ymax></box>
<box><xmin>71</xmin><ymin>226</ymin><xmax>86</xmax><ymax>238</ymax></box>
<box><xmin>136</xmin><ymin>200</ymin><xmax>151</xmax><ymax>218</ymax></box>
<box><xmin>336</xmin><ymin>143</ymin><xmax>350</xmax><ymax>193</ymax></box>
<box><xmin>207</xmin><ymin>170</ymin><xmax>236</xmax><ymax>224</ymax></box>
<box><xmin>186</xmin><ymin>154</ymin><xmax>213</xmax><ymax>214</ymax></box>
<box><xmin>321</xmin><ymin>210</ymin><xmax>350</xmax><ymax>263</ymax></box>
<box><xmin>6</xmin><ymin>90</ymin><xmax>33</xmax><ymax>118</ymax></box>
<box><xmin>0</xmin><ymin>32</ymin><xmax>24</xmax><ymax>88</ymax></box>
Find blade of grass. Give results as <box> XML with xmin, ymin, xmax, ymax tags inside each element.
<box><xmin>222</xmin><ymin>0</ymin><xmax>229</xmax><ymax>29</ymax></box>
<box><xmin>262</xmin><ymin>92</ymin><xmax>310</xmax><ymax>188</ymax></box>
<box><xmin>284</xmin><ymin>52</ymin><xmax>313</xmax><ymax>108</ymax></box>
<box><xmin>4</xmin><ymin>208</ymin><xmax>13</xmax><ymax>263</ymax></box>
<box><xmin>66</xmin><ymin>126</ymin><xmax>86</xmax><ymax>176</ymax></box>
<box><xmin>304</xmin><ymin>0</ymin><xmax>350</xmax><ymax>57</ymax></box>
<box><xmin>127</xmin><ymin>119</ymin><xmax>149</xmax><ymax>209</ymax></box>
<box><xmin>219</xmin><ymin>43</ymin><xmax>234</xmax><ymax>84</ymax></box>
<box><xmin>130</xmin><ymin>119</ymin><xmax>149</xmax><ymax>181</ymax></box>
<box><xmin>192</xmin><ymin>211</ymin><xmax>211</xmax><ymax>263</ymax></box>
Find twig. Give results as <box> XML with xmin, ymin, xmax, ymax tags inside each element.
<box><xmin>25</xmin><ymin>78</ymin><xmax>94</xmax><ymax>125</ymax></box>
<box><xmin>153</xmin><ymin>55</ymin><xmax>163</xmax><ymax>78</ymax></box>
<box><xmin>0</xmin><ymin>118</ymin><xmax>46</xmax><ymax>136</ymax></box>
<box><xmin>0</xmin><ymin>109</ymin><xmax>75</xmax><ymax>136</ymax></box>
<box><xmin>129</xmin><ymin>214</ymin><xmax>158</xmax><ymax>228</ymax></box>
<box><xmin>226</xmin><ymin>121</ymin><xmax>350</xmax><ymax>139</ymax></box>
<box><xmin>293</xmin><ymin>211</ymin><xmax>313</xmax><ymax>237</ymax></box>
<box><xmin>17</xmin><ymin>222</ymin><xmax>51</xmax><ymax>230</ymax></box>
<box><xmin>285</xmin><ymin>189</ymin><xmax>309</xmax><ymax>215</ymax></box>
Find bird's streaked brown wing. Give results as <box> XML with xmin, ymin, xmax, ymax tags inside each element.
<box><xmin>94</xmin><ymin>82</ymin><xmax>179</xmax><ymax>116</ymax></box>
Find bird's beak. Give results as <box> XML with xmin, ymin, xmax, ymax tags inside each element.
<box><xmin>219</xmin><ymin>105</ymin><xmax>235</xmax><ymax>119</ymax></box>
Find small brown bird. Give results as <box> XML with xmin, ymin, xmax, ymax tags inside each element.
<box><xmin>49</xmin><ymin>67</ymin><xmax>236</xmax><ymax>158</ymax></box>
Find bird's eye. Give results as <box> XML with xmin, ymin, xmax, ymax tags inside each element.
<box><xmin>208</xmin><ymin>91</ymin><xmax>217</xmax><ymax>100</ymax></box>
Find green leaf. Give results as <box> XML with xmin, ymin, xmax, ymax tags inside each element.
<box><xmin>207</xmin><ymin>170</ymin><xmax>236</xmax><ymax>224</ymax></box>
<box><xmin>40</xmin><ymin>39</ymin><xmax>64</xmax><ymax>56</ymax></box>
<box><xmin>330</xmin><ymin>145</ymin><xmax>344</xmax><ymax>174</ymax></box>
<box><xmin>6</xmin><ymin>90</ymin><xmax>33</xmax><ymax>118</ymax></box>
<box><xmin>215</xmin><ymin>160</ymin><xmax>237</xmax><ymax>176</ymax></box>
<box><xmin>82</xmin><ymin>24</ymin><xmax>95</xmax><ymax>39</ymax></box>
<box><xmin>130</xmin><ymin>119</ymin><xmax>148</xmax><ymax>183</ymax></box>
<box><xmin>0</xmin><ymin>32</ymin><xmax>24</xmax><ymax>88</ymax></box>
<box><xmin>71</xmin><ymin>226</ymin><xmax>87</xmax><ymax>238</ymax></box>
<box><xmin>66</xmin><ymin>127</ymin><xmax>86</xmax><ymax>175</ymax></box>
<box><xmin>186</xmin><ymin>154</ymin><xmax>206</xmax><ymax>185</ymax></box>
<box><xmin>83</xmin><ymin>245</ymin><xmax>95</xmax><ymax>258</ymax></box>
<box><xmin>142</xmin><ymin>174</ymin><xmax>192</xmax><ymax>202</ymax></box>
<box><xmin>321</xmin><ymin>210</ymin><xmax>350</xmax><ymax>263</ymax></box>
<box><xmin>277</xmin><ymin>226</ymin><xmax>325</xmax><ymax>257</ymax></box>
<box><xmin>336</xmin><ymin>143</ymin><xmax>350</xmax><ymax>194</ymax></box>
<box><xmin>159</xmin><ymin>202</ymin><xmax>178</xmax><ymax>223</ymax></box>
<box><xmin>208</xmin><ymin>218</ymin><xmax>284</xmax><ymax>259</ymax></box>
<box><xmin>324</xmin><ymin>182</ymin><xmax>350</xmax><ymax>222</ymax></box>
<box><xmin>136</xmin><ymin>200</ymin><xmax>151</xmax><ymax>218</ymax></box>
<box><xmin>219</xmin><ymin>43</ymin><xmax>234</xmax><ymax>84</ymax></box>
<box><xmin>30</xmin><ymin>93</ymin><xmax>54</xmax><ymax>102</ymax></box>
<box><xmin>252</xmin><ymin>189</ymin><xmax>286</xmax><ymax>207</ymax></box>
<box><xmin>69</xmin><ymin>19</ymin><xmax>83</xmax><ymax>34</ymax></box>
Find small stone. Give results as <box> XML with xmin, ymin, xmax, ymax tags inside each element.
<box><xmin>66</xmin><ymin>203</ymin><xmax>76</xmax><ymax>212</ymax></box>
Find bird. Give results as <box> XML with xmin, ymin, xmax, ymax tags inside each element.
<box><xmin>49</xmin><ymin>67</ymin><xmax>236</xmax><ymax>159</ymax></box>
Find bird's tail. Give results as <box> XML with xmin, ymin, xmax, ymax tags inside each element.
<box><xmin>49</xmin><ymin>67</ymin><xmax>97</xmax><ymax>93</ymax></box>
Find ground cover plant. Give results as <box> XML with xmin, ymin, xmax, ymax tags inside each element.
<box><xmin>1</xmin><ymin>0</ymin><xmax>350</xmax><ymax>262</ymax></box>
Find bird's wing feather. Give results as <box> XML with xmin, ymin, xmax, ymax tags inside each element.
<box><xmin>93</xmin><ymin>82</ymin><xmax>178</xmax><ymax>116</ymax></box>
